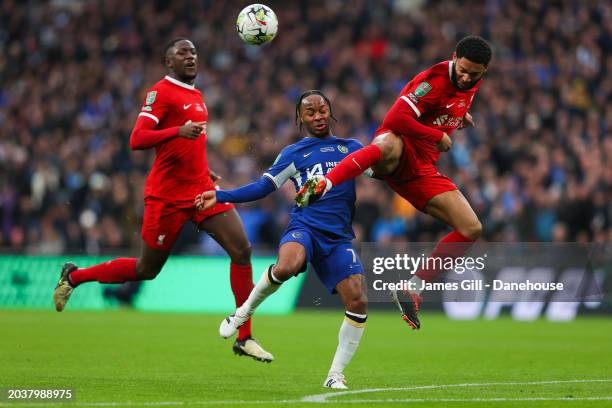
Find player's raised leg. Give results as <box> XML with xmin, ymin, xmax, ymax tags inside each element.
<box><xmin>296</xmin><ymin>132</ymin><xmax>403</xmax><ymax>206</ymax></box>
<box><xmin>199</xmin><ymin>208</ymin><xmax>274</xmax><ymax>362</ymax></box>
<box><xmin>324</xmin><ymin>274</ymin><xmax>368</xmax><ymax>389</ymax></box>
<box><xmin>54</xmin><ymin>242</ymin><xmax>170</xmax><ymax>312</ymax></box>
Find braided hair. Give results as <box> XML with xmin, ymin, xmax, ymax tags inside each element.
<box><xmin>295</xmin><ymin>90</ymin><xmax>337</xmax><ymax>132</ymax></box>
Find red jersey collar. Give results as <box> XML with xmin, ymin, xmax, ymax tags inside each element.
<box><xmin>164</xmin><ymin>75</ymin><xmax>195</xmax><ymax>90</ymax></box>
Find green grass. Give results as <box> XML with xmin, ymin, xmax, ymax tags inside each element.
<box><xmin>0</xmin><ymin>310</ymin><xmax>611</xmax><ymax>407</ymax></box>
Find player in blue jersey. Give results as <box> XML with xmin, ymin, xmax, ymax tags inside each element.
<box><xmin>195</xmin><ymin>90</ymin><xmax>367</xmax><ymax>389</ymax></box>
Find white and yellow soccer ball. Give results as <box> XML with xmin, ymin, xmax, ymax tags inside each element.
<box><xmin>236</xmin><ymin>4</ymin><xmax>278</xmax><ymax>46</ymax></box>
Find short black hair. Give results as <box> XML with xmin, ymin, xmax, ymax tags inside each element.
<box><xmin>163</xmin><ymin>37</ymin><xmax>190</xmax><ymax>63</ymax></box>
<box><xmin>455</xmin><ymin>35</ymin><xmax>492</xmax><ymax>66</ymax></box>
<box><xmin>295</xmin><ymin>90</ymin><xmax>337</xmax><ymax>130</ymax></box>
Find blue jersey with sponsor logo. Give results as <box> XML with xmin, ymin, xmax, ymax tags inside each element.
<box><xmin>264</xmin><ymin>136</ymin><xmax>362</xmax><ymax>239</ymax></box>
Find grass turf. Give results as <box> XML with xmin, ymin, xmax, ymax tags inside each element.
<box><xmin>0</xmin><ymin>309</ymin><xmax>611</xmax><ymax>407</ymax></box>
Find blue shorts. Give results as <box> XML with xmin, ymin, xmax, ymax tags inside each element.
<box><xmin>279</xmin><ymin>224</ymin><xmax>363</xmax><ymax>293</ymax></box>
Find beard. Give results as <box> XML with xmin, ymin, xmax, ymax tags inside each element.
<box><xmin>451</xmin><ymin>66</ymin><xmax>480</xmax><ymax>90</ymax></box>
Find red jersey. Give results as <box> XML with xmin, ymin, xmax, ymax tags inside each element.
<box><xmin>378</xmin><ymin>60</ymin><xmax>482</xmax><ymax>166</ymax></box>
<box><xmin>137</xmin><ymin>75</ymin><xmax>213</xmax><ymax>204</ymax></box>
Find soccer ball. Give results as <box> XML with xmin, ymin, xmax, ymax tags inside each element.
<box><xmin>236</xmin><ymin>4</ymin><xmax>278</xmax><ymax>46</ymax></box>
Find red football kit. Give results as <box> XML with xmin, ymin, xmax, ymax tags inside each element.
<box><xmin>132</xmin><ymin>75</ymin><xmax>233</xmax><ymax>250</ymax></box>
<box><xmin>368</xmin><ymin>61</ymin><xmax>482</xmax><ymax>210</ymax></box>
<box><xmin>65</xmin><ymin>75</ymin><xmax>256</xmax><ymax>342</ymax></box>
<box><xmin>374</xmin><ymin>60</ymin><xmax>482</xmax><ymax>210</ymax></box>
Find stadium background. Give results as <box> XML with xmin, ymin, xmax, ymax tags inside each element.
<box><xmin>1</xmin><ymin>1</ymin><xmax>611</xmax><ymax>406</ymax></box>
<box><xmin>0</xmin><ymin>0</ymin><xmax>610</xmax><ymax>316</ymax></box>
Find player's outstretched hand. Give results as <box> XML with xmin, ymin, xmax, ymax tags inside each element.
<box><xmin>179</xmin><ymin>121</ymin><xmax>206</xmax><ymax>139</ymax></box>
<box><xmin>436</xmin><ymin>132</ymin><xmax>452</xmax><ymax>152</ymax></box>
<box><xmin>195</xmin><ymin>190</ymin><xmax>217</xmax><ymax>211</ymax></box>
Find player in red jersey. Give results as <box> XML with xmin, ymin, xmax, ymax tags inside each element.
<box><xmin>296</xmin><ymin>36</ymin><xmax>493</xmax><ymax>329</ymax></box>
<box><xmin>53</xmin><ymin>38</ymin><xmax>273</xmax><ymax>362</ymax></box>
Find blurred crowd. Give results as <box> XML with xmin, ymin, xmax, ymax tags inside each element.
<box><xmin>0</xmin><ymin>0</ymin><xmax>610</xmax><ymax>256</ymax></box>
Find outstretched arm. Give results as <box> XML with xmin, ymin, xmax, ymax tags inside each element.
<box><xmin>217</xmin><ymin>176</ymin><xmax>276</xmax><ymax>203</ymax></box>
<box><xmin>195</xmin><ymin>176</ymin><xmax>276</xmax><ymax>211</ymax></box>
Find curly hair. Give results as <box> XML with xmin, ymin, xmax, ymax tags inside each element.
<box><xmin>455</xmin><ymin>35</ymin><xmax>492</xmax><ymax>66</ymax></box>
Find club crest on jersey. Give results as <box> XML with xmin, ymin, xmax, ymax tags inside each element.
<box><xmin>145</xmin><ymin>91</ymin><xmax>157</xmax><ymax>105</ymax></box>
<box><xmin>415</xmin><ymin>82</ymin><xmax>431</xmax><ymax>97</ymax></box>
<box><xmin>337</xmin><ymin>145</ymin><xmax>349</xmax><ymax>154</ymax></box>
<box><xmin>196</xmin><ymin>104</ymin><xmax>204</xmax><ymax>112</ymax></box>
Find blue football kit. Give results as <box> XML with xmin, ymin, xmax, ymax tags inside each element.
<box><xmin>216</xmin><ymin>135</ymin><xmax>364</xmax><ymax>292</ymax></box>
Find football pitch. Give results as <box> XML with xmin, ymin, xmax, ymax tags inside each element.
<box><xmin>1</xmin><ymin>310</ymin><xmax>611</xmax><ymax>407</ymax></box>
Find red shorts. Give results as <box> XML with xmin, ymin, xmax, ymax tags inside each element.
<box><xmin>378</xmin><ymin>133</ymin><xmax>457</xmax><ymax>211</ymax></box>
<box><xmin>141</xmin><ymin>197</ymin><xmax>234</xmax><ymax>251</ymax></box>
<box><xmin>382</xmin><ymin>172</ymin><xmax>457</xmax><ymax>211</ymax></box>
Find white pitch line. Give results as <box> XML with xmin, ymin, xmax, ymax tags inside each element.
<box><xmin>328</xmin><ymin>397</ymin><xmax>612</xmax><ymax>404</ymax></box>
<box><xmin>1</xmin><ymin>379</ymin><xmax>611</xmax><ymax>406</ymax></box>
<box><xmin>300</xmin><ymin>379</ymin><xmax>612</xmax><ymax>402</ymax></box>
<box><xmin>2</xmin><ymin>397</ymin><xmax>612</xmax><ymax>406</ymax></box>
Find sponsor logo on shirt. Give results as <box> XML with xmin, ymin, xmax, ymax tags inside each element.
<box><xmin>320</xmin><ymin>147</ymin><xmax>335</xmax><ymax>152</ymax></box>
<box><xmin>433</xmin><ymin>114</ymin><xmax>464</xmax><ymax>128</ymax></box>
<box><xmin>407</xmin><ymin>92</ymin><xmax>419</xmax><ymax>103</ymax></box>
<box><xmin>183</xmin><ymin>104</ymin><xmax>192</xmax><ymax>110</ymax></box>
<box><xmin>141</xmin><ymin>106</ymin><xmax>152</xmax><ymax>112</ymax></box>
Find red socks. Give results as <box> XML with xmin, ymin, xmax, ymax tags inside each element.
<box><xmin>415</xmin><ymin>230</ymin><xmax>475</xmax><ymax>282</ymax></box>
<box><xmin>69</xmin><ymin>258</ymin><xmax>138</xmax><ymax>286</ymax></box>
<box><xmin>230</xmin><ymin>263</ymin><xmax>254</xmax><ymax>340</ymax></box>
<box><xmin>326</xmin><ymin>144</ymin><xmax>382</xmax><ymax>187</ymax></box>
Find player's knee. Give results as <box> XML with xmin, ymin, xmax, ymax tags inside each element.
<box><xmin>230</xmin><ymin>244</ymin><xmax>252</xmax><ymax>265</ymax></box>
<box><xmin>460</xmin><ymin>219</ymin><xmax>482</xmax><ymax>241</ymax></box>
<box><xmin>346</xmin><ymin>292</ymin><xmax>368</xmax><ymax>315</ymax></box>
<box><xmin>373</xmin><ymin>132</ymin><xmax>400</xmax><ymax>161</ymax></box>
<box><xmin>272</xmin><ymin>262</ymin><xmax>299</xmax><ymax>282</ymax></box>
<box><xmin>135</xmin><ymin>261</ymin><xmax>161</xmax><ymax>280</ymax></box>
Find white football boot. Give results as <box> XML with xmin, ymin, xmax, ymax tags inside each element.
<box><xmin>323</xmin><ymin>372</ymin><xmax>348</xmax><ymax>389</ymax></box>
<box><xmin>219</xmin><ymin>309</ymin><xmax>251</xmax><ymax>338</ymax></box>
